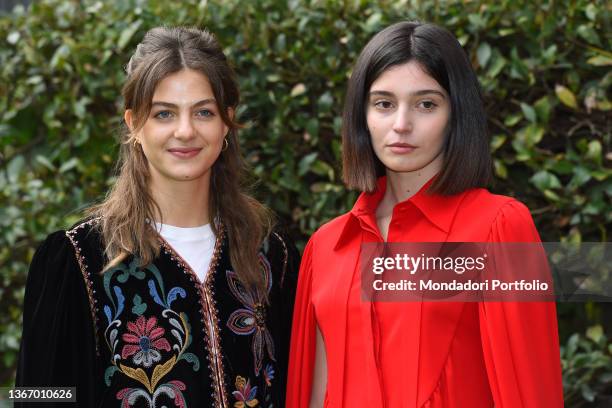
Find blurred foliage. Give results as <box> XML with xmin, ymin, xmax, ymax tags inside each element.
<box><xmin>0</xmin><ymin>0</ymin><xmax>610</xmax><ymax>404</ymax></box>
<box><xmin>562</xmin><ymin>325</ymin><xmax>612</xmax><ymax>406</ymax></box>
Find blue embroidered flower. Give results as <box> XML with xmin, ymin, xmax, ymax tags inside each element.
<box><xmin>263</xmin><ymin>364</ymin><xmax>274</xmax><ymax>387</ymax></box>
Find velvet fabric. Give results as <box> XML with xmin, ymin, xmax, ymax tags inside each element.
<box><xmin>16</xmin><ymin>218</ymin><xmax>299</xmax><ymax>407</ymax></box>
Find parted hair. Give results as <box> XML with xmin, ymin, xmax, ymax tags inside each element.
<box><xmin>342</xmin><ymin>21</ymin><xmax>492</xmax><ymax>194</ymax></box>
<box><xmin>87</xmin><ymin>26</ymin><xmax>273</xmax><ymax>294</ymax></box>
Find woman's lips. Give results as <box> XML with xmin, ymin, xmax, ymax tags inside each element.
<box><xmin>167</xmin><ymin>147</ymin><xmax>202</xmax><ymax>159</ymax></box>
<box><xmin>388</xmin><ymin>143</ymin><xmax>416</xmax><ymax>154</ymax></box>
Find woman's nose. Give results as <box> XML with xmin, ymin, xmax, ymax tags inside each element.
<box><xmin>174</xmin><ymin>116</ymin><xmax>196</xmax><ymax>140</ymax></box>
<box><xmin>392</xmin><ymin>106</ymin><xmax>413</xmax><ymax>134</ymax></box>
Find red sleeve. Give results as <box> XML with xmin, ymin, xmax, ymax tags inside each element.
<box><xmin>479</xmin><ymin>200</ymin><xmax>564</xmax><ymax>407</ymax></box>
<box><xmin>286</xmin><ymin>237</ymin><xmax>316</xmax><ymax>407</ymax></box>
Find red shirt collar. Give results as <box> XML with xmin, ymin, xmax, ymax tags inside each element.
<box><xmin>335</xmin><ymin>175</ymin><xmax>468</xmax><ymax>249</ymax></box>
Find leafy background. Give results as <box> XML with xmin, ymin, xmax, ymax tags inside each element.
<box><xmin>0</xmin><ymin>0</ymin><xmax>610</xmax><ymax>405</ymax></box>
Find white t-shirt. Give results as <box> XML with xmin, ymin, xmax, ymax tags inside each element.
<box><xmin>155</xmin><ymin>222</ymin><xmax>215</xmax><ymax>283</ymax></box>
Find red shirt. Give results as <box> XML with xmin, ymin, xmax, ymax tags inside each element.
<box><xmin>287</xmin><ymin>177</ymin><xmax>563</xmax><ymax>407</ymax></box>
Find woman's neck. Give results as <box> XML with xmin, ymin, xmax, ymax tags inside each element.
<box><xmin>149</xmin><ymin>176</ymin><xmax>211</xmax><ymax>227</ymax></box>
<box><xmin>383</xmin><ymin>159</ymin><xmax>441</xmax><ymax>205</ymax></box>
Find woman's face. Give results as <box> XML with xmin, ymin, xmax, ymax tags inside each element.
<box><xmin>125</xmin><ymin>68</ymin><xmax>229</xmax><ymax>185</ymax></box>
<box><xmin>366</xmin><ymin>60</ymin><xmax>450</xmax><ymax>176</ymax></box>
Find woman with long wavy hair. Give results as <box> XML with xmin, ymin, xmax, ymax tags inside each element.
<box><xmin>16</xmin><ymin>26</ymin><xmax>298</xmax><ymax>407</ymax></box>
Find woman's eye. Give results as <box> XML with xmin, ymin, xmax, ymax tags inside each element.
<box><xmin>196</xmin><ymin>109</ymin><xmax>213</xmax><ymax>117</ymax></box>
<box><xmin>374</xmin><ymin>100</ymin><xmax>393</xmax><ymax>109</ymax></box>
<box><xmin>154</xmin><ymin>110</ymin><xmax>173</xmax><ymax>119</ymax></box>
<box><xmin>419</xmin><ymin>101</ymin><xmax>437</xmax><ymax>110</ymax></box>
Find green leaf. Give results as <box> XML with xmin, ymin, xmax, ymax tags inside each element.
<box><xmin>318</xmin><ymin>92</ymin><xmax>333</xmax><ymax>111</ymax></box>
<box><xmin>530</xmin><ymin>171</ymin><xmax>561</xmax><ymax>190</ymax></box>
<box><xmin>516</xmin><ymin>124</ymin><xmax>544</xmax><ymax>147</ymax></box>
<box><xmin>118</xmin><ymin>20</ymin><xmax>142</xmax><ymax>51</ymax></box>
<box><xmin>567</xmin><ymin>333</ymin><xmax>580</xmax><ymax>356</ymax></box>
<box><xmin>586</xmin><ymin>325</ymin><xmax>604</xmax><ymax>344</ymax></box>
<box><xmin>487</xmin><ymin>54</ymin><xmax>506</xmax><ymax>78</ymax></box>
<box><xmin>50</xmin><ymin>44</ymin><xmax>70</xmax><ymax>70</ymax></box>
<box><xmin>585</xmin><ymin>3</ymin><xmax>597</xmax><ymax>20</ymax></box>
<box><xmin>543</xmin><ymin>190</ymin><xmax>561</xmax><ymax>202</ymax></box>
<box><xmin>576</xmin><ymin>24</ymin><xmax>600</xmax><ymax>45</ymax></box>
<box><xmin>298</xmin><ymin>152</ymin><xmax>317</xmax><ymax>176</ymax></box>
<box><xmin>581</xmin><ymin>384</ymin><xmax>596</xmax><ymax>402</ymax></box>
<box><xmin>504</xmin><ymin>113</ymin><xmax>521</xmax><ymax>127</ymax></box>
<box><xmin>477</xmin><ymin>42</ymin><xmax>492</xmax><ymax>67</ymax></box>
<box><xmin>36</xmin><ymin>155</ymin><xmax>55</xmax><ymax>171</ymax></box>
<box><xmin>586</xmin><ymin>140</ymin><xmax>602</xmax><ymax>164</ymax></box>
<box><xmin>569</xmin><ymin>166</ymin><xmax>592</xmax><ymax>189</ymax></box>
<box><xmin>534</xmin><ymin>97</ymin><xmax>551</xmax><ymax>123</ymax></box>
<box><xmin>59</xmin><ymin>158</ymin><xmax>80</xmax><ymax>173</ymax></box>
<box><xmin>311</xmin><ymin>160</ymin><xmax>334</xmax><ymax>180</ymax></box>
<box><xmin>7</xmin><ymin>155</ymin><xmax>25</xmax><ymax>183</ymax></box>
<box><xmin>587</xmin><ymin>55</ymin><xmax>612</xmax><ymax>66</ymax></box>
<box><xmin>555</xmin><ymin>85</ymin><xmax>578</xmax><ymax>109</ymax></box>
<box><xmin>494</xmin><ymin>159</ymin><xmax>507</xmax><ymax>179</ymax></box>
<box><xmin>364</xmin><ymin>12</ymin><xmax>382</xmax><ymax>31</ymax></box>
<box><xmin>520</xmin><ymin>103</ymin><xmax>536</xmax><ymax>123</ymax></box>
<box><xmin>490</xmin><ymin>134</ymin><xmax>506</xmax><ymax>151</ymax></box>
<box><xmin>290</xmin><ymin>83</ymin><xmax>306</xmax><ymax>97</ymax></box>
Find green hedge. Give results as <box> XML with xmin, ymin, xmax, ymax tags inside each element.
<box><xmin>1</xmin><ymin>0</ymin><xmax>610</xmax><ymax>404</ymax></box>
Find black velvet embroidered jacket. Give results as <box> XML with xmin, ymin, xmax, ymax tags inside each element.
<box><xmin>16</xmin><ymin>217</ymin><xmax>299</xmax><ymax>407</ymax></box>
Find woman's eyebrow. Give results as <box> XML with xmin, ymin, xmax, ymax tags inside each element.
<box><xmin>368</xmin><ymin>89</ymin><xmax>446</xmax><ymax>98</ymax></box>
<box><xmin>412</xmin><ymin>89</ymin><xmax>446</xmax><ymax>98</ymax></box>
<box><xmin>151</xmin><ymin>98</ymin><xmax>216</xmax><ymax>108</ymax></box>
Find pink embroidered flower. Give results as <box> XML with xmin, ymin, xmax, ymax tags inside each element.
<box><xmin>232</xmin><ymin>376</ymin><xmax>258</xmax><ymax>408</ymax></box>
<box><xmin>121</xmin><ymin>316</ymin><xmax>171</xmax><ymax>368</ymax></box>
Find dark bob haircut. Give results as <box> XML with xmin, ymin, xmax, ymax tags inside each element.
<box><xmin>342</xmin><ymin>21</ymin><xmax>492</xmax><ymax>194</ymax></box>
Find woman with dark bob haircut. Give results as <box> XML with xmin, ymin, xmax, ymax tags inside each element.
<box><xmin>16</xmin><ymin>27</ymin><xmax>298</xmax><ymax>407</ymax></box>
<box><xmin>287</xmin><ymin>21</ymin><xmax>563</xmax><ymax>407</ymax></box>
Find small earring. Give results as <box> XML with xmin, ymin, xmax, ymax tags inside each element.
<box><xmin>132</xmin><ymin>138</ymin><xmax>140</xmax><ymax>148</ymax></box>
<box><xmin>222</xmin><ymin>137</ymin><xmax>229</xmax><ymax>151</ymax></box>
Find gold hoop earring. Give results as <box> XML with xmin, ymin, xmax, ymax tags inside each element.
<box><xmin>222</xmin><ymin>137</ymin><xmax>229</xmax><ymax>151</ymax></box>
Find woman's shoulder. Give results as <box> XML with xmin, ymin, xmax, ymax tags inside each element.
<box><xmin>461</xmin><ymin>188</ymin><xmax>533</xmax><ymax>220</ymax></box>
<box><xmin>63</xmin><ymin>216</ymin><xmax>104</xmax><ymax>251</ymax></box>
<box><xmin>307</xmin><ymin>212</ymin><xmax>353</xmax><ymax>244</ymax></box>
<box><xmin>65</xmin><ymin>216</ymin><xmax>102</xmax><ymax>239</ymax></box>
<box><xmin>262</xmin><ymin>225</ymin><xmax>300</xmax><ymax>259</ymax></box>
<box><xmin>26</xmin><ymin>222</ymin><xmax>96</xmax><ymax>297</ymax></box>
<box><xmin>460</xmin><ymin>188</ymin><xmax>539</xmax><ymax>241</ymax></box>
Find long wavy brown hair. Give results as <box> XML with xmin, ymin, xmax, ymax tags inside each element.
<box><xmin>87</xmin><ymin>26</ymin><xmax>274</xmax><ymax>293</ymax></box>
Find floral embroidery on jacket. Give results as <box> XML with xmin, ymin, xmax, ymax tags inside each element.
<box><xmin>121</xmin><ymin>316</ymin><xmax>171</xmax><ymax>368</ymax></box>
<box><xmin>263</xmin><ymin>364</ymin><xmax>274</xmax><ymax>387</ymax></box>
<box><xmin>98</xmin><ymin>256</ymin><xmax>199</xmax><ymax>407</ymax></box>
<box><xmin>232</xmin><ymin>376</ymin><xmax>259</xmax><ymax>407</ymax></box>
<box><xmin>226</xmin><ymin>253</ymin><xmax>275</xmax><ymax>376</ymax></box>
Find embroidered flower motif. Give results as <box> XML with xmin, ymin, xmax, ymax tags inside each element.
<box><xmin>121</xmin><ymin>316</ymin><xmax>171</xmax><ymax>368</ymax></box>
<box><xmin>263</xmin><ymin>364</ymin><xmax>274</xmax><ymax>387</ymax></box>
<box><xmin>226</xmin><ymin>254</ymin><xmax>275</xmax><ymax>375</ymax></box>
<box><xmin>232</xmin><ymin>376</ymin><xmax>258</xmax><ymax>408</ymax></box>
<box><xmin>117</xmin><ymin>380</ymin><xmax>186</xmax><ymax>407</ymax></box>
